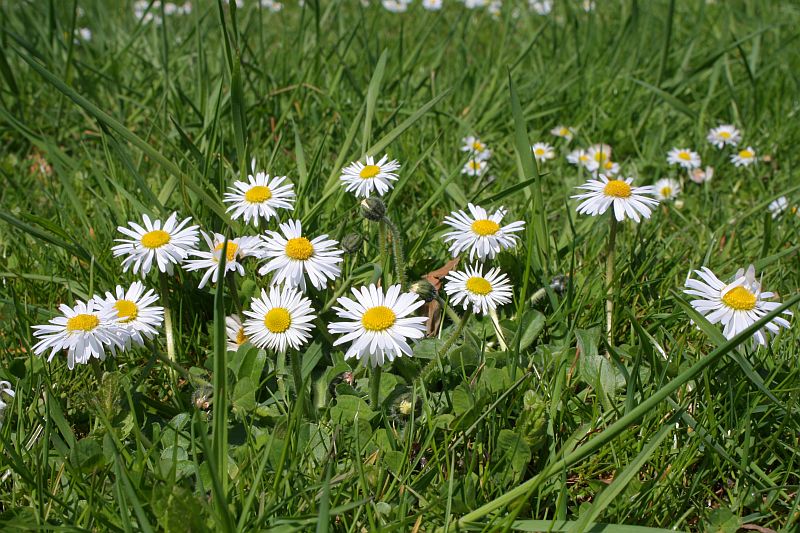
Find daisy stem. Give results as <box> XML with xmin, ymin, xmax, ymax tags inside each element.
<box><xmin>435</xmin><ymin>295</ymin><xmax>463</xmax><ymax>325</ymax></box>
<box><xmin>605</xmin><ymin>215</ymin><xmax>618</xmax><ymax>350</ymax></box>
<box><xmin>420</xmin><ymin>309</ymin><xmax>472</xmax><ymax>384</ymax></box>
<box><xmin>382</xmin><ymin>216</ymin><xmax>407</xmax><ymax>291</ymax></box>
<box><xmin>226</xmin><ymin>274</ymin><xmax>244</xmax><ymax>317</ymax></box>
<box><xmin>159</xmin><ymin>272</ymin><xmax>178</xmax><ymax>373</ymax></box>
<box><xmin>290</xmin><ymin>350</ymin><xmax>308</xmax><ymax>418</ymax></box>
<box><xmin>370</xmin><ymin>365</ymin><xmax>382</xmax><ymax>409</ymax></box>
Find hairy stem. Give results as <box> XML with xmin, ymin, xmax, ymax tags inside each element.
<box><xmin>605</xmin><ymin>215</ymin><xmax>618</xmax><ymax>351</ymax></box>
<box><xmin>382</xmin><ymin>216</ymin><xmax>407</xmax><ymax>290</ymax></box>
<box><xmin>159</xmin><ymin>272</ymin><xmax>177</xmax><ymax>376</ymax></box>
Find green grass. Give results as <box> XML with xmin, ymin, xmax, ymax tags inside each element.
<box><xmin>2</xmin><ymin>0</ymin><xmax>800</xmax><ymax>531</ymax></box>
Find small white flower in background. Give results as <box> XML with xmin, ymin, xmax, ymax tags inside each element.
<box><xmin>572</xmin><ymin>175</ymin><xmax>658</xmax><ymax>222</ymax></box>
<box><xmin>582</xmin><ymin>0</ymin><xmax>595</xmax><ymax>11</ymax></box>
<box><xmin>258</xmin><ymin>219</ymin><xmax>343</xmax><ymax>292</ymax></box>
<box><xmin>529</xmin><ymin>0</ymin><xmax>552</xmax><ymax>15</ymax></box>
<box><xmin>731</xmin><ymin>146</ymin><xmax>757</xmax><ymax>167</ymax></box>
<box><xmin>707</xmin><ymin>125</ymin><xmax>741</xmax><ymax>149</ymax></box>
<box><xmin>550</xmin><ymin>125</ymin><xmax>575</xmax><ymax>142</ymax></box>
<box><xmin>340</xmin><ymin>154</ymin><xmax>400</xmax><ymax>198</ymax></box>
<box><xmin>422</xmin><ymin>0</ymin><xmax>443</xmax><ymax>10</ymax></box>
<box><xmin>382</xmin><ymin>0</ymin><xmax>409</xmax><ymax>12</ymax></box>
<box><xmin>95</xmin><ymin>282</ymin><xmax>163</xmax><ymax>348</ymax></box>
<box><xmin>768</xmin><ymin>196</ymin><xmax>789</xmax><ymax>219</ymax></box>
<box><xmin>77</xmin><ymin>28</ymin><xmax>92</xmax><ymax>41</ymax></box>
<box><xmin>488</xmin><ymin>0</ymin><xmax>503</xmax><ymax>16</ymax></box>
<box><xmin>667</xmin><ymin>148</ymin><xmax>701</xmax><ymax>170</ymax></box>
<box><xmin>599</xmin><ymin>161</ymin><xmax>621</xmax><ymax>176</ymax></box>
<box><xmin>224</xmin><ymin>162</ymin><xmax>296</xmax><ymax>226</ymax></box>
<box><xmin>531</xmin><ymin>142</ymin><xmax>556</xmax><ymax>163</ymax></box>
<box><xmin>329</xmin><ymin>284</ymin><xmax>427</xmax><ymax>367</ymax></box>
<box><xmin>684</xmin><ymin>265</ymin><xmax>792</xmax><ymax>346</ymax></box>
<box><xmin>225</xmin><ymin>314</ymin><xmax>249</xmax><ymax>352</ymax></box>
<box><xmin>585</xmin><ymin>144</ymin><xmax>613</xmax><ymax>172</ymax></box>
<box><xmin>243</xmin><ymin>286</ymin><xmax>316</xmax><ymax>353</ymax></box>
<box><xmin>460</xmin><ymin>136</ymin><xmax>491</xmax><ymax>160</ymax></box>
<box><xmin>113</xmin><ymin>212</ymin><xmax>199</xmax><ymax>277</ymax></box>
<box><xmin>462</xmin><ymin>158</ymin><xmax>488</xmax><ymax>177</ymax></box>
<box><xmin>183</xmin><ymin>233</ymin><xmax>262</xmax><ymax>289</ymax></box>
<box><xmin>0</xmin><ymin>381</ymin><xmax>15</xmax><ymax>427</ymax></box>
<box><xmin>444</xmin><ymin>264</ymin><xmax>513</xmax><ymax>315</ymax></box>
<box><xmin>465</xmin><ymin>0</ymin><xmax>489</xmax><ymax>8</ymax></box>
<box><xmin>567</xmin><ymin>148</ymin><xmax>591</xmax><ymax>167</ymax></box>
<box><xmin>690</xmin><ymin>166</ymin><xmax>714</xmax><ymax>184</ymax></box>
<box><xmin>442</xmin><ymin>203</ymin><xmax>525</xmax><ymax>261</ymax></box>
<box><xmin>654</xmin><ymin>178</ymin><xmax>681</xmax><ymax>202</ymax></box>
<box><xmin>260</xmin><ymin>0</ymin><xmax>283</xmax><ymax>11</ymax></box>
<box><xmin>32</xmin><ymin>299</ymin><xmax>127</xmax><ymax>370</ymax></box>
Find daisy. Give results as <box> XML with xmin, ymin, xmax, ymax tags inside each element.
<box><xmin>257</xmin><ymin>219</ymin><xmax>343</xmax><ymax>291</ymax></box>
<box><xmin>599</xmin><ymin>160</ymin><xmax>621</xmax><ymax>176</ymax></box>
<box><xmin>0</xmin><ymin>381</ymin><xmax>14</xmax><ymax>427</ymax></box>
<box><xmin>488</xmin><ymin>0</ymin><xmax>502</xmax><ymax>16</ymax></box>
<box><xmin>667</xmin><ymin>148</ymin><xmax>701</xmax><ymax>170</ymax></box>
<box><xmin>654</xmin><ymin>178</ymin><xmax>681</xmax><ymax>202</ymax></box>
<box><xmin>550</xmin><ymin>125</ymin><xmax>575</xmax><ymax>142</ymax></box>
<box><xmin>531</xmin><ymin>142</ymin><xmax>556</xmax><ymax>163</ymax></box>
<box><xmin>339</xmin><ymin>154</ymin><xmax>400</xmax><ymax>198</ymax></box>
<box><xmin>530</xmin><ymin>0</ymin><xmax>552</xmax><ymax>15</ymax></box>
<box><xmin>462</xmin><ymin>158</ymin><xmax>488</xmax><ymax>177</ymax></box>
<box><xmin>585</xmin><ymin>144</ymin><xmax>613</xmax><ymax>172</ymax></box>
<box><xmin>442</xmin><ymin>203</ymin><xmax>525</xmax><ymax>261</ymax></box>
<box><xmin>690</xmin><ymin>166</ymin><xmax>714</xmax><ymax>184</ymax></box>
<box><xmin>684</xmin><ymin>265</ymin><xmax>791</xmax><ymax>346</ymax></box>
<box><xmin>96</xmin><ymin>282</ymin><xmax>163</xmax><ymax>347</ymax></box>
<box><xmin>243</xmin><ymin>286</ymin><xmax>316</xmax><ymax>353</ymax></box>
<box><xmin>460</xmin><ymin>136</ymin><xmax>491</xmax><ymax>160</ymax></box>
<box><xmin>329</xmin><ymin>284</ymin><xmax>427</xmax><ymax>367</ymax></box>
<box><xmin>183</xmin><ymin>233</ymin><xmax>262</xmax><ymax>289</ymax></box>
<box><xmin>707</xmin><ymin>125</ymin><xmax>741</xmax><ymax>149</ymax></box>
<box><xmin>572</xmin><ymin>175</ymin><xmax>658</xmax><ymax>222</ymax></box>
<box><xmin>444</xmin><ymin>264</ymin><xmax>513</xmax><ymax>315</ymax></box>
<box><xmin>567</xmin><ymin>148</ymin><xmax>591</xmax><ymax>167</ymax></box>
<box><xmin>32</xmin><ymin>299</ymin><xmax>127</xmax><ymax>370</ymax></box>
<box><xmin>225</xmin><ymin>314</ymin><xmax>249</xmax><ymax>352</ymax></box>
<box><xmin>223</xmin><ymin>165</ymin><xmax>296</xmax><ymax>226</ymax></box>
<box><xmin>731</xmin><ymin>147</ymin><xmax>757</xmax><ymax>167</ymax></box>
<box><xmin>113</xmin><ymin>213</ymin><xmax>199</xmax><ymax>277</ymax></box>
<box><xmin>422</xmin><ymin>0</ymin><xmax>443</xmax><ymax>9</ymax></box>
<box><xmin>768</xmin><ymin>196</ymin><xmax>789</xmax><ymax>219</ymax></box>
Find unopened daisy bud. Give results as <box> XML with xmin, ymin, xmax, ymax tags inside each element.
<box><xmin>341</xmin><ymin>233</ymin><xmax>363</xmax><ymax>254</ymax></box>
<box><xmin>360</xmin><ymin>197</ymin><xmax>386</xmax><ymax>222</ymax></box>
<box><xmin>409</xmin><ymin>279</ymin><xmax>437</xmax><ymax>302</ymax></box>
<box><xmin>192</xmin><ymin>386</ymin><xmax>213</xmax><ymax>411</ymax></box>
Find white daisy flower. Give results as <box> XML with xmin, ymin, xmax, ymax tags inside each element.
<box><xmin>382</xmin><ymin>0</ymin><xmax>409</xmax><ymax>12</ymax></box>
<box><xmin>422</xmin><ymin>0</ymin><xmax>443</xmax><ymax>9</ymax></box>
<box><xmin>442</xmin><ymin>203</ymin><xmax>525</xmax><ymax>261</ymax></box>
<box><xmin>654</xmin><ymin>178</ymin><xmax>681</xmax><ymax>202</ymax></box>
<box><xmin>731</xmin><ymin>146</ymin><xmax>757</xmax><ymax>167</ymax></box>
<box><xmin>667</xmin><ymin>148</ymin><xmax>701</xmax><ymax>170</ymax></box>
<box><xmin>257</xmin><ymin>219</ymin><xmax>343</xmax><ymax>292</ymax></box>
<box><xmin>530</xmin><ymin>0</ymin><xmax>552</xmax><ymax>15</ymax></box>
<box><xmin>582</xmin><ymin>0</ymin><xmax>595</xmax><ymax>11</ymax></box>
<box><xmin>225</xmin><ymin>314</ymin><xmax>250</xmax><ymax>352</ymax></box>
<box><xmin>96</xmin><ymin>282</ymin><xmax>163</xmax><ymax>348</ymax></box>
<box><xmin>567</xmin><ymin>148</ymin><xmax>591</xmax><ymax>167</ymax></box>
<box><xmin>768</xmin><ymin>196</ymin><xmax>789</xmax><ymax>219</ymax></box>
<box><xmin>572</xmin><ymin>175</ymin><xmax>658</xmax><ymax>222</ymax></box>
<box><xmin>444</xmin><ymin>264</ymin><xmax>513</xmax><ymax>315</ymax></box>
<box><xmin>243</xmin><ymin>286</ymin><xmax>316</xmax><ymax>353</ymax></box>
<box><xmin>585</xmin><ymin>144</ymin><xmax>613</xmax><ymax>172</ymax></box>
<box><xmin>112</xmin><ymin>212</ymin><xmax>199</xmax><ymax>277</ymax></box>
<box><xmin>707</xmin><ymin>125</ymin><xmax>741</xmax><ymax>149</ymax></box>
<box><xmin>460</xmin><ymin>136</ymin><xmax>492</xmax><ymax>160</ymax></box>
<box><xmin>690</xmin><ymin>166</ymin><xmax>714</xmax><ymax>184</ymax></box>
<box><xmin>488</xmin><ymin>0</ymin><xmax>502</xmax><ymax>16</ymax></box>
<box><xmin>550</xmin><ymin>125</ymin><xmax>575</xmax><ymax>142</ymax></box>
<box><xmin>465</xmin><ymin>0</ymin><xmax>488</xmax><ymax>8</ymax></box>
<box><xmin>531</xmin><ymin>142</ymin><xmax>556</xmax><ymax>163</ymax></box>
<box><xmin>183</xmin><ymin>233</ymin><xmax>263</xmax><ymax>289</ymax></box>
<box><xmin>329</xmin><ymin>284</ymin><xmax>427</xmax><ymax>367</ymax></box>
<box><xmin>462</xmin><ymin>158</ymin><xmax>488</xmax><ymax>177</ymax></box>
<box><xmin>684</xmin><ymin>265</ymin><xmax>792</xmax><ymax>346</ymax></box>
<box><xmin>223</xmin><ymin>165</ymin><xmax>296</xmax><ymax>227</ymax></box>
<box><xmin>0</xmin><ymin>380</ymin><xmax>15</xmax><ymax>427</ymax></box>
<box><xmin>598</xmin><ymin>160</ymin><xmax>621</xmax><ymax>176</ymax></box>
<box><xmin>32</xmin><ymin>299</ymin><xmax>127</xmax><ymax>370</ymax></box>
<box><xmin>339</xmin><ymin>154</ymin><xmax>400</xmax><ymax>198</ymax></box>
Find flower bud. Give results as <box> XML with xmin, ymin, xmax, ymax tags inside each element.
<box><xmin>341</xmin><ymin>233</ymin><xmax>363</xmax><ymax>254</ymax></box>
<box><xmin>360</xmin><ymin>197</ymin><xmax>386</xmax><ymax>222</ymax></box>
<box><xmin>409</xmin><ymin>279</ymin><xmax>437</xmax><ymax>302</ymax></box>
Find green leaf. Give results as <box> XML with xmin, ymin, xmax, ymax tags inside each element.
<box><xmin>231</xmin><ymin>377</ymin><xmax>257</xmax><ymax>417</ymax></box>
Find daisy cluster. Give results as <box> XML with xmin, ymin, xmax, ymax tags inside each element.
<box><xmin>460</xmin><ymin>136</ymin><xmax>492</xmax><ymax>177</ymax></box>
<box><xmin>667</xmin><ymin>124</ymin><xmax>756</xmax><ymax>185</ymax></box>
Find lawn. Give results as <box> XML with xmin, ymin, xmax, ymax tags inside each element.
<box><xmin>1</xmin><ymin>1</ymin><xmax>799</xmax><ymax>531</ymax></box>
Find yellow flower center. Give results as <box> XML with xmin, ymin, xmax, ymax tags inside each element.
<box><xmin>140</xmin><ymin>230</ymin><xmax>171</xmax><ymax>249</ymax></box>
<box><xmin>559</xmin><ymin>127</ymin><xmax>570</xmax><ymax>136</ymax></box>
<box><xmin>719</xmin><ymin>131</ymin><xmax>731</xmax><ymax>139</ymax></box>
<box><xmin>603</xmin><ymin>161</ymin><xmax>614</xmax><ymax>170</ymax></box>
<box><xmin>472</xmin><ymin>141</ymin><xmax>485</xmax><ymax>151</ymax></box>
<box><xmin>721</xmin><ymin>286</ymin><xmax>757</xmax><ymax>311</ymax></box>
<box><xmin>471</xmin><ymin>219</ymin><xmax>500</xmax><ymax>236</ymax></box>
<box><xmin>114</xmin><ymin>300</ymin><xmax>139</xmax><ymax>323</ymax></box>
<box><xmin>361</xmin><ymin>306</ymin><xmax>396</xmax><ymax>331</ymax></box>
<box><xmin>660</xmin><ymin>186</ymin><xmax>673</xmax><ymax>198</ymax></box>
<box><xmin>359</xmin><ymin>165</ymin><xmax>381</xmax><ymax>179</ymax></box>
<box><xmin>468</xmin><ymin>160</ymin><xmax>481</xmax><ymax>170</ymax></box>
<box><xmin>739</xmin><ymin>149</ymin><xmax>753</xmax><ymax>159</ymax></box>
<box><xmin>214</xmin><ymin>241</ymin><xmax>239</xmax><ymax>262</ymax></box>
<box><xmin>594</xmin><ymin>151</ymin><xmax>608</xmax><ymax>163</ymax></box>
<box><xmin>579</xmin><ymin>154</ymin><xmax>589</xmax><ymax>162</ymax></box>
<box><xmin>465</xmin><ymin>276</ymin><xmax>492</xmax><ymax>295</ymax></box>
<box><xmin>235</xmin><ymin>327</ymin><xmax>247</xmax><ymax>345</ymax></box>
<box><xmin>264</xmin><ymin>308</ymin><xmax>291</xmax><ymax>333</ymax></box>
<box><xmin>603</xmin><ymin>180</ymin><xmax>632</xmax><ymax>198</ymax></box>
<box><xmin>285</xmin><ymin>237</ymin><xmax>314</xmax><ymax>260</ymax></box>
<box><xmin>245</xmin><ymin>185</ymin><xmax>272</xmax><ymax>203</ymax></box>
<box><xmin>66</xmin><ymin>314</ymin><xmax>100</xmax><ymax>332</ymax></box>
<box><xmin>678</xmin><ymin>152</ymin><xmax>692</xmax><ymax>161</ymax></box>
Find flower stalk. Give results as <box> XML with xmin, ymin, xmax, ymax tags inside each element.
<box><xmin>605</xmin><ymin>214</ymin><xmax>618</xmax><ymax>350</ymax></box>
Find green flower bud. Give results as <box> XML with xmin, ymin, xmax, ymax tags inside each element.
<box><xmin>341</xmin><ymin>233</ymin><xmax>363</xmax><ymax>254</ymax></box>
<box><xmin>409</xmin><ymin>279</ymin><xmax>437</xmax><ymax>302</ymax></box>
<box><xmin>360</xmin><ymin>197</ymin><xmax>386</xmax><ymax>222</ymax></box>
